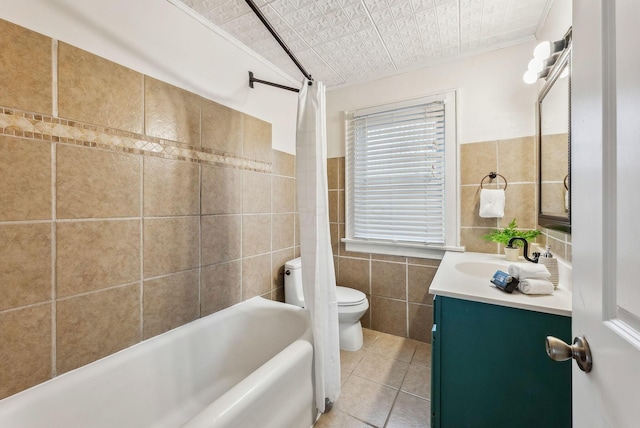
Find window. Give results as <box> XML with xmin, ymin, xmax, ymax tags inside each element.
<box><xmin>344</xmin><ymin>92</ymin><xmax>460</xmax><ymax>258</ymax></box>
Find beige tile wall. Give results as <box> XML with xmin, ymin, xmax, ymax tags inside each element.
<box><xmin>540</xmin><ymin>133</ymin><xmax>570</xmax><ymax>215</ymax></box>
<box><xmin>327</xmin><ymin>158</ymin><xmax>439</xmax><ymax>343</ymax></box>
<box><xmin>0</xmin><ymin>19</ymin><xmax>52</xmax><ymax>114</ymax></box>
<box><xmin>460</xmin><ymin>137</ymin><xmax>539</xmax><ymax>253</ymax></box>
<box><xmin>329</xmin><ymin>136</ymin><xmax>573</xmax><ymax>342</ymax></box>
<box><xmin>539</xmin><ymin>228</ymin><xmax>572</xmax><ymax>261</ymax></box>
<box><xmin>461</xmin><ymin>138</ymin><xmax>572</xmax><ymax>261</ymax></box>
<box><xmin>58</xmin><ymin>43</ymin><xmax>145</xmax><ymax>134</ymax></box>
<box><xmin>0</xmin><ymin>19</ymin><xmax>297</xmax><ymax>399</ymax></box>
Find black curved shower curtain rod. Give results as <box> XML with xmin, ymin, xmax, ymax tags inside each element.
<box><xmin>244</xmin><ymin>0</ymin><xmax>313</xmax><ymax>93</ymax></box>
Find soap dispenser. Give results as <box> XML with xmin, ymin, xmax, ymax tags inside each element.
<box><xmin>538</xmin><ymin>245</ymin><xmax>559</xmax><ymax>288</ymax></box>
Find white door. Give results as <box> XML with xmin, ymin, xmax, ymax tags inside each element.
<box><xmin>571</xmin><ymin>1</ymin><xmax>640</xmax><ymax>426</ymax></box>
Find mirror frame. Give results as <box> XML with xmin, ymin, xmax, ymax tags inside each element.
<box><xmin>537</xmin><ymin>34</ymin><xmax>572</xmax><ymax>233</ymax></box>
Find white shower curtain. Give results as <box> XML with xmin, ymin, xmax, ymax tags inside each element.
<box><xmin>296</xmin><ymin>78</ymin><xmax>341</xmax><ymax>413</ymax></box>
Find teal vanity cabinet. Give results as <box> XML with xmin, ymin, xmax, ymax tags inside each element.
<box><xmin>431</xmin><ymin>295</ymin><xmax>571</xmax><ymax>428</ymax></box>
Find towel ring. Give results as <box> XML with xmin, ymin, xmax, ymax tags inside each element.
<box><xmin>563</xmin><ymin>174</ymin><xmax>569</xmax><ymax>190</ymax></box>
<box><xmin>480</xmin><ymin>172</ymin><xmax>508</xmax><ymax>190</ymax></box>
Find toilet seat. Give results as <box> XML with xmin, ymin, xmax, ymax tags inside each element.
<box><xmin>336</xmin><ymin>286</ymin><xmax>366</xmax><ymax>306</ymax></box>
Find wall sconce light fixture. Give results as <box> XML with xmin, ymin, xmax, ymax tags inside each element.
<box><xmin>523</xmin><ymin>30</ymin><xmax>571</xmax><ymax>84</ymax></box>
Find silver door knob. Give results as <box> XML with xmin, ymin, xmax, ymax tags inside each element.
<box><xmin>545</xmin><ymin>335</ymin><xmax>593</xmax><ymax>372</ymax></box>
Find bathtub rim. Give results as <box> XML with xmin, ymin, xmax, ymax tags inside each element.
<box><xmin>0</xmin><ymin>297</ymin><xmax>314</xmax><ymax>424</ymax></box>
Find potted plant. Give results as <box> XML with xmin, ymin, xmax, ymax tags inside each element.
<box><xmin>484</xmin><ymin>219</ymin><xmax>541</xmax><ymax>261</ymax></box>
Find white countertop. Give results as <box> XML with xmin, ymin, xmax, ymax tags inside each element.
<box><xmin>429</xmin><ymin>251</ymin><xmax>572</xmax><ymax>317</ymax></box>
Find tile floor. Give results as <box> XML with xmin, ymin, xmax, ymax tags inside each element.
<box><xmin>314</xmin><ymin>328</ymin><xmax>432</xmax><ymax>428</ymax></box>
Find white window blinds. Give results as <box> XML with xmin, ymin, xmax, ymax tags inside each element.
<box><xmin>347</xmin><ymin>100</ymin><xmax>446</xmax><ymax>244</ymax></box>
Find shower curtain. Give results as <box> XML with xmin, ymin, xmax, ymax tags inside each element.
<box><xmin>296</xmin><ymin>78</ymin><xmax>341</xmax><ymax>413</ymax></box>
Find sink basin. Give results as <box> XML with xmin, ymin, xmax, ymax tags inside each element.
<box><xmin>455</xmin><ymin>261</ymin><xmax>507</xmax><ymax>278</ymax></box>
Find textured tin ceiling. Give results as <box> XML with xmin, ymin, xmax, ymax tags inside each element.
<box><xmin>178</xmin><ymin>0</ymin><xmax>551</xmax><ymax>88</ymax></box>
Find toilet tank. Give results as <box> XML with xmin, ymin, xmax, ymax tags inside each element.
<box><xmin>284</xmin><ymin>257</ymin><xmax>305</xmax><ymax>308</ymax></box>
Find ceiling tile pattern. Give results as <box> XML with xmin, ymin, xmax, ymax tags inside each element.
<box><xmin>179</xmin><ymin>0</ymin><xmax>550</xmax><ymax>88</ymax></box>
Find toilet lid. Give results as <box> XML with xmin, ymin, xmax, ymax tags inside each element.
<box><xmin>336</xmin><ymin>286</ymin><xmax>366</xmax><ymax>306</ymax></box>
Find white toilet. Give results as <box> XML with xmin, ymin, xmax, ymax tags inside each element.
<box><xmin>284</xmin><ymin>257</ymin><xmax>369</xmax><ymax>351</ymax></box>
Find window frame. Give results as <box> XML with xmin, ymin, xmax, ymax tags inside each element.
<box><xmin>344</xmin><ymin>91</ymin><xmax>461</xmax><ymax>259</ymax></box>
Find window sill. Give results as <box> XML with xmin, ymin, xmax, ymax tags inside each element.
<box><xmin>342</xmin><ymin>238</ymin><xmax>465</xmax><ymax>260</ymax></box>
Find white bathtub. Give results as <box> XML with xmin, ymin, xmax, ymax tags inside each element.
<box><xmin>0</xmin><ymin>297</ymin><xmax>316</xmax><ymax>428</ymax></box>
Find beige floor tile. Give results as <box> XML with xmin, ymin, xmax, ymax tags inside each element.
<box><xmin>314</xmin><ymin>409</ymin><xmax>373</xmax><ymax>427</ymax></box>
<box><xmin>367</xmin><ymin>332</ymin><xmax>419</xmax><ymax>363</ymax></box>
<box><xmin>341</xmin><ymin>370</ymin><xmax>351</xmax><ymax>386</ymax></box>
<box><xmin>335</xmin><ymin>375</ymin><xmax>397</xmax><ymax>428</ymax></box>
<box><xmin>352</xmin><ymin>352</ymin><xmax>409</xmax><ymax>389</ymax></box>
<box><xmin>341</xmin><ymin>348</ymin><xmax>365</xmax><ymax>385</ymax></box>
<box><xmin>401</xmin><ymin>364</ymin><xmax>431</xmax><ymax>399</ymax></box>
<box><xmin>341</xmin><ymin>349</ymin><xmax>365</xmax><ymax>375</ymax></box>
<box><xmin>385</xmin><ymin>392</ymin><xmax>430</xmax><ymax>428</ymax></box>
<box><xmin>411</xmin><ymin>342</ymin><xmax>432</xmax><ymax>368</ymax></box>
<box><xmin>362</xmin><ymin>328</ymin><xmax>379</xmax><ymax>350</ymax></box>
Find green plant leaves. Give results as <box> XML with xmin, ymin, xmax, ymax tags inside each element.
<box><xmin>483</xmin><ymin>218</ymin><xmax>541</xmax><ymax>247</ymax></box>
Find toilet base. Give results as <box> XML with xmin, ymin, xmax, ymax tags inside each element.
<box><xmin>339</xmin><ymin>321</ymin><xmax>364</xmax><ymax>351</ymax></box>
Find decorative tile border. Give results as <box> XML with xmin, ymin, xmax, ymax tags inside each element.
<box><xmin>0</xmin><ymin>107</ymin><xmax>272</xmax><ymax>173</ymax></box>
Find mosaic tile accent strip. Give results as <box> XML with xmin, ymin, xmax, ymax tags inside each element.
<box><xmin>0</xmin><ymin>107</ymin><xmax>271</xmax><ymax>173</ymax></box>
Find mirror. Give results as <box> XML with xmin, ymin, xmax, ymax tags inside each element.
<box><xmin>538</xmin><ymin>36</ymin><xmax>571</xmax><ymax>233</ymax></box>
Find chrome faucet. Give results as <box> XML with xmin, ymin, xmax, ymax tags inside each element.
<box><xmin>506</xmin><ymin>237</ymin><xmax>539</xmax><ymax>263</ymax></box>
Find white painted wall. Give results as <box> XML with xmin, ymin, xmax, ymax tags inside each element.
<box><xmin>326</xmin><ymin>41</ymin><xmax>539</xmax><ymax>158</ymax></box>
<box><xmin>536</xmin><ymin>0</ymin><xmax>572</xmax><ymax>135</ymax></box>
<box><xmin>325</xmin><ymin>0</ymin><xmax>572</xmax><ymax>159</ymax></box>
<box><xmin>537</xmin><ymin>0</ymin><xmax>572</xmax><ymax>56</ymax></box>
<box><xmin>1</xmin><ymin>0</ymin><xmax>300</xmax><ymax>153</ymax></box>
